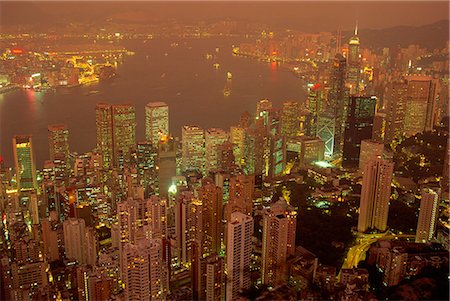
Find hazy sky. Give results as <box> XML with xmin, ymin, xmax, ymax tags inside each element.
<box><xmin>1</xmin><ymin>1</ymin><xmax>449</xmax><ymax>32</ymax></box>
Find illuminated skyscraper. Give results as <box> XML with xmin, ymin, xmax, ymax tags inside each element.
<box><xmin>316</xmin><ymin>112</ymin><xmax>335</xmax><ymax>157</ymax></box>
<box><xmin>281</xmin><ymin>101</ymin><xmax>300</xmax><ymax>138</ymax></box>
<box><xmin>112</xmin><ymin>104</ymin><xmax>136</xmax><ymax>167</ymax></box>
<box><xmin>256</xmin><ymin>99</ymin><xmax>272</xmax><ymax>126</ymax></box>
<box><xmin>145</xmin><ymin>102</ymin><xmax>169</xmax><ymax>147</ymax></box>
<box><xmin>347</xmin><ymin>23</ymin><xmax>361</xmax><ymax>94</ymax></box>
<box><xmin>198</xmin><ymin>181</ymin><xmax>223</xmax><ymax>255</ymax></box>
<box><xmin>136</xmin><ymin>141</ymin><xmax>158</xmax><ymax>195</ymax></box>
<box><xmin>48</xmin><ymin>124</ymin><xmax>70</xmax><ymax>163</ymax></box>
<box><xmin>403</xmin><ymin>76</ymin><xmax>438</xmax><ymax>137</ymax></box>
<box><xmin>13</xmin><ymin>135</ymin><xmax>37</xmax><ymax>191</ymax></box>
<box><xmin>206</xmin><ymin>254</ymin><xmax>225</xmax><ymax>301</ymax></box>
<box><xmin>415</xmin><ymin>188</ymin><xmax>440</xmax><ymax>243</ymax></box>
<box><xmin>226</xmin><ymin>212</ymin><xmax>253</xmax><ymax>301</ymax></box>
<box><xmin>182</xmin><ymin>125</ymin><xmax>205</xmax><ymax>174</ymax></box>
<box><xmin>327</xmin><ymin>54</ymin><xmax>347</xmax><ymax>156</ymax></box>
<box><xmin>357</xmin><ymin>156</ymin><xmax>394</xmax><ymax>233</ymax></box>
<box><xmin>95</xmin><ymin>103</ymin><xmax>113</xmax><ymax>169</ymax></box>
<box><xmin>205</xmin><ymin>128</ymin><xmax>229</xmax><ymax>173</ymax></box>
<box><xmin>384</xmin><ymin>81</ymin><xmax>407</xmax><ymax>144</ymax></box>
<box><xmin>342</xmin><ymin>96</ymin><xmax>377</xmax><ymax>168</ymax></box>
<box><xmin>358</xmin><ymin>139</ymin><xmax>384</xmax><ymax>171</ymax></box>
<box><xmin>261</xmin><ymin>197</ymin><xmax>297</xmax><ymax>286</ymax></box>
<box><xmin>230</xmin><ymin>126</ymin><xmax>245</xmax><ymax>168</ymax></box>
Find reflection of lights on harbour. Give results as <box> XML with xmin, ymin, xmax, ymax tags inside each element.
<box><xmin>270</xmin><ymin>61</ymin><xmax>277</xmax><ymax>71</ymax></box>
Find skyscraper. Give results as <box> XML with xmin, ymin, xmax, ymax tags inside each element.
<box><xmin>403</xmin><ymin>76</ymin><xmax>438</xmax><ymax>137</ymax></box>
<box><xmin>96</xmin><ymin>103</ymin><xmax>136</xmax><ymax>168</ymax></box>
<box><xmin>182</xmin><ymin>125</ymin><xmax>205</xmax><ymax>174</ymax></box>
<box><xmin>316</xmin><ymin>112</ymin><xmax>336</xmax><ymax>157</ymax></box>
<box><xmin>342</xmin><ymin>95</ymin><xmax>377</xmax><ymax>168</ymax></box>
<box><xmin>206</xmin><ymin>254</ymin><xmax>225</xmax><ymax>301</ymax></box>
<box><xmin>95</xmin><ymin>103</ymin><xmax>113</xmax><ymax>169</ymax></box>
<box><xmin>48</xmin><ymin>124</ymin><xmax>70</xmax><ymax>163</ymax></box>
<box><xmin>256</xmin><ymin>99</ymin><xmax>272</xmax><ymax>126</ymax></box>
<box><xmin>226</xmin><ymin>212</ymin><xmax>253</xmax><ymax>301</ymax></box>
<box><xmin>13</xmin><ymin>135</ymin><xmax>37</xmax><ymax>191</ymax></box>
<box><xmin>357</xmin><ymin>156</ymin><xmax>394</xmax><ymax>233</ymax></box>
<box><xmin>384</xmin><ymin>81</ymin><xmax>407</xmax><ymax>145</ymax></box>
<box><xmin>112</xmin><ymin>104</ymin><xmax>136</xmax><ymax>167</ymax></box>
<box><xmin>415</xmin><ymin>188</ymin><xmax>440</xmax><ymax>243</ymax></box>
<box><xmin>281</xmin><ymin>101</ymin><xmax>300</xmax><ymax>138</ymax></box>
<box><xmin>198</xmin><ymin>181</ymin><xmax>223</xmax><ymax>255</ymax></box>
<box><xmin>327</xmin><ymin>53</ymin><xmax>347</xmax><ymax>156</ymax></box>
<box><xmin>205</xmin><ymin>128</ymin><xmax>229</xmax><ymax>173</ymax></box>
<box><xmin>261</xmin><ymin>197</ymin><xmax>297</xmax><ymax>286</ymax></box>
<box><xmin>145</xmin><ymin>102</ymin><xmax>169</xmax><ymax>147</ymax></box>
<box><xmin>346</xmin><ymin>24</ymin><xmax>361</xmax><ymax>94</ymax></box>
<box><xmin>358</xmin><ymin>139</ymin><xmax>384</xmax><ymax>171</ymax></box>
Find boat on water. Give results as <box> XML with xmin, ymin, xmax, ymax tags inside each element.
<box><xmin>85</xmin><ymin>90</ymin><xmax>100</xmax><ymax>96</ymax></box>
<box><xmin>227</xmin><ymin>72</ymin><xmax>232</xmax><ymax>80</ymax></box>
<box><xmin>213</xmin><ymin>63</ymin><xmax>220</xmax><ymax>69</ymax></box>
<box><xmin>223</xmin><ymin>87</ymin><xmax>231</xmax><ymax>96</ymax></box>
<box><xmin>206</xmin><ymin>54</ymin><xmax>213</xmax><ymax>59</ymax></box>
<box><xmin>161</xmin><ymin>73</ymin><xmax>166</xmax><ymax>78</ymax></box>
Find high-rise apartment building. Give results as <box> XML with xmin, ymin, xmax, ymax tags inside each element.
<box><xmin>415</xmin><ymin>188</ymin><xmax>440</xmax><ymax>243</ymax></box>
<box><xmin>226</xmin><ymin>212</ymin><xmax>253</xmax><ymax>301</ymax></box>
<box><xmin>13</xmin><ymin>135</ymin><xmax>37</xmax><ymax>191</ymax></box>
<box><xmin>206</xmin><ymin>254</ymin><xmax>225</xmax><ymax>301</ymax></box>
<box><xmin>205</xmin><ymin>128</ymin><xmax>229</xmax><ymax>173</ymax></box>
<box><xmin>95</xmin><ymin>103</ymin><xmax>113</xmax><ymax>169</ymax></box>
<box><xmin>357</xmin><ymin>156</ymin><xmax>394</xmax><ymax>233</ymax></box>
<box><xmin>261</xmin><ymin>197</ymin><xmax>297</xmax><ymax>286</ymax></box>
<box><xmin>145</xmin><ymin>102</ymin><xmax>169</xmax><ymax>147</ymax></box>
<box><xmin>358</xmin><ymin>139</ymin><xmax>384</xmax><ymax>171</ymax></box>
<box><xmin>182</xmin><ymin>125</ymin><xmax>205</xmax><ymax>174</ymax></box>
<box><xmin>63</xmin><ymin>218</ymin><xmax>86</xmax><ymax>264</ymax></box>
<box><xmin>384</xmin><ymin>81</ymin><xmax>407</xmax><ymax>144</ymax></box>
<box><xmin>342</xmin><ymin>95</ymin><xmax>377</xmax><ymax>168</ymax></box>
<box><xmin>198</xmin><ymin>181</ymin><xmax>223</xmax><ymax>255</ymax></box>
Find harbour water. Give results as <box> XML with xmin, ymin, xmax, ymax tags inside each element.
<box><xmin>0</xmin><ymin>37</ymin><xmax>307</xmax><ymax>167</ymax></box>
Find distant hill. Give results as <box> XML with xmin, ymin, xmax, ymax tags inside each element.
<box><xmin>346</xmin><ymin>20</ymin><xmax>449</xmax><ymax>50</ymax></box>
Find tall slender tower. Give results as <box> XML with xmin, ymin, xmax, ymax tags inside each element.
<box><xmin>261</xmin><ymin>197</ymin><xmax>297</xmax><ymax>286</ymax></box>
<box><xmin>112</xmin><ymin>104</ymin><xmax>136</xmax><ymax>167</ymax></box>
<box><xmin>63</xmin><ymin>218</ymin><xmax>86</xmax><ymax>264</ymax></box>
<box><xmin>358</xmin><ymin>156</ymin><xmax>394</xmax><ymax>233</ymax></box>
<box><xmin>281</xmin><ymin>101</ymin><xmax>300</xmax><ymax>138</ymax></box>
<box><xmin>415</xmin><ymin>188</ymin><xmax>440</xmax><ymax>243</ymax></box>
<box><xmin>13</xmin><ymin>135</ymin><xmax>37</xmax><ymax>192</ymax></box>
<box><xmin>145</xmin><ymin>102</ymin><xmax>169</xmax><ymax>147</ymax></box>
<box><xmin>95</xmin><ymin>103</ymin><xmax>113</xmax><ymax>169</ymax></box>
<box><xmin>384</xmin><ymin>81</ymin><xmax>408</xmax><ymax>145</ymax></box>
<box><xmin>226</xmin><ymin>212</ymin><xmax>253</xmax><ymax>301</ymax></box>
<box><xmin>347</xmin><ymin>22</ymin><xmax>361</xmax><ymax>94</ymax></box>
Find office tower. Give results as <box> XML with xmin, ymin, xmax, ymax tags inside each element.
<box><xmin>175</xmin><ymin>191</ymin><xmax>199</xmax><ymax>264</ymax></box>
<box><xmin>357</xmin><ymin>156</ymin><xmax>394</xmax><ymax>233</ymax></box>
<box><xmin>85</xmin><ymin>227</ymin><xmax>98</xmax><ymax>266</ymax></box>
<box><xmin>48</xmin><ymin>123</ymin><xmax>70</xmax><ymax>164</ymax></box>
<box><xmin>256</xmin><ymin>99</ymin><xmax>272</xmax><ymax>126</ymax></box>
<box><xmin>198</xmin><ymin>181</ymin><xmax>223</xmax><ymax>255</ymax></box>
<box><xmin>316</xmin><ymin>112</ymin><xmax>336</xmax><ymax>157</ymax></box>
<box><xmin>342</xmin><ymin>96</ymin><xmax>377</xmax><ymax>168</ymax></box>
<box><xmin>158</xmin><ymin>135</ymin><xmax>177</xmax><ymax>196</ymax></box>
<box><xmin>145</xmin><ymin>102</ymin><xmax>169</xmax><ymax>147</ymax></box>
<box><xmin>298</xmin><ymin>136</ymin><xmax>325</xmax><ymax>165</ymax></box>
<box><xmin>384</xmin><ymin>81</ymin><xmax>407</xmax><ymax>145</ymax></box>
<box><xmin>95</xmin><ymin>103</ymin><xmax>113</xmax><ymax>169</ymax></box>
<box><xmin>41</xmin><ymin>219</ymin><xmax>60</xmax><ymax>261</ymax></box>
<box><xmin>415</xmin><ymin>188</ymin><xmax>440</xmax><ymax>243</ymax></box>
<box><xmin>182</xmin><ymin>125</ymin><xmax>205</xmax><ymax>174</ymax></box>
<box><xmin>230</xmin><ymin>126</ymin><xmax>245</xmax><ymax>168</ymax></box>
<box><xmin>307</xmin><ymin>85</ymin><xmax>325</xmax><ymax>136</ymax></box>
<box><xmin>328</xmin><ymin>53</ymin><xmax>347</xmax><ymax>156</ymax></box>
<box><xmin>403</xmin><ymin>76</ymin><xmax>438</xmax><ymax>136</ymax></box>
<box><xmin>206</xmin><ymin>254</ymin><xmax>225</xmax><ymax>301</ymax></box>
<box><xmin>218</xmin><ymin>141</ymin><xmax>236</xmax><ymax>173</ymax></box>
<box><xmin>205</xmin><ymin>128</ymin><xmax>229</xmax><ymax>173</ymax></box>
<box><xmin>13</xmin><ymin>135</ymin><xmax>37</xmax><ymax>191</ymax></box>
<box><xmin>281</xmin><ymin>101</ymin><xmax>300</xmax><ymax>138</ymax></box>
<box><xmin>346</xmin><ymin>24</ymin><xmax>361</xmax><ymax>94</ymax></box>
<box><xmin>122</xmin><ymin>238</ymin><xmax>166</xmax><ymax>301</ymax></box>
<box><xmin>112</xmin><ymin>104</ymin><xmax>136</xmax><ymax>167</ymax></box>
<box><xmin>268</xmin><ymin>134</ymin><xmax>285</xmax><ymax>177</ymax></box>
<box><xmin>359</xmin><ymin>140</ymin><xmax>384</xmax><ymax>171</ymax></box>
<box><xmin>226</xmin><ymin>212</ymin><xmax>253</xmax><ymax>301</ymax></box>
<box><xmin>372</xmin><ymin>111</ymin><xmax>386</xmax><ymax>143</ymax></box>
<box><xmin>63</xmin><ymin>218</ymin><xmax>86</xmax><ymax>264</ymax></box>
<box><xmin>262</xmin><ymin>197</ymin><xmax>297</xmax><ymax>286</ymax></box>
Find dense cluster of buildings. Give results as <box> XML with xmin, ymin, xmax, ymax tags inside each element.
<box><xmin>0</xmin><ymin>22</ymin><xmax>448</xmax><ymax>301</ymax></box>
